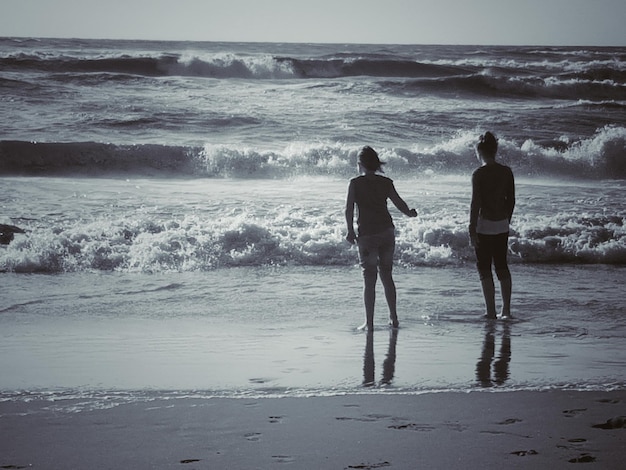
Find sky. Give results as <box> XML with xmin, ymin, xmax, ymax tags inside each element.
<box><xmin>1</xmin><ymin>0</ymin><xmax>625</xmax><ymax>46</ymax></box>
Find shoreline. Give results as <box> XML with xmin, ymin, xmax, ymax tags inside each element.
<box><xmin>1</xmin><ymin>265</ymin><xmax>625</xmax><ymax>394</ymax></box>
<box><xmin>2</xmin><ymin>390</ymin><xmax>625</xmax><ymax>469</ymax></box>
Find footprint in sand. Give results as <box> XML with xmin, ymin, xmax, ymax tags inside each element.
<box><xmin>336</xmin><ymin>416</ymin><xmax>378</xmax><ymax>422</ymax></box>
<box><xmin>556</xmin><ymin>437</ymin><xmax>588</xmax><ymax>451</ymax></box>
<box><xmin>244</xmin><ymin>432</ymin><xmax>262</xmax><ymax>441</ymax></box>
<box><xmin>596</xmin><ymin>398</ymin><xmax>620</xmax><ymax>404</ymax></box>
<box><xmin>591</xmin><ymin>416</ymin><xmax>626</xmax><ymax>429</ymax></box>
<box><xmin>268</xmin><ymin>415</ymin><xmax>284</xmax><ymax>423</ymax></box>
<box><xmin>562</xmin><ymin>408</ymin><xmax>587</xmax><ymax>417</ymax></box>
<box><xmin>346</xmin><ymin>461</ymin><xmax>391</xmax><ymax>469</ymax></box>
<box><xmin>272</xmin><ymin>455</ymin><xmax>295</xmax><ymax>464</ymax></box>
<box><xmin>568</xmin><ymin>453</ymin><xmax>596</xmax><ymax>463</ymax></box>
<box><xmin>498</xmin><ymin>418</ymin><xmax>522</xmax><ymax>425</ymax></box>
<box><xmin>510</xmin><ymin>449</ymin><xmax>538</xmax><ymax>456</ymax></box>
<box><xmin>180</xmin><ymin>459</ymin><xmax>201</xmax><ymax>464</ymax></box>
<box><xmin>388</xmin><ymin>423</ymin><xmax>435</xmax><ymax>432</ymax></box>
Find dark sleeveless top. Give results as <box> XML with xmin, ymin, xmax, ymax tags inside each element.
<box><xmin>350</xmin><ymin>174</ymin><xmax>394</xmax><ymax>236</ymax></box>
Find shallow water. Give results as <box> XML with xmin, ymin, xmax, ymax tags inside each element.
<box><xmin>1</xmin><ymin>264</ymin><xmax>624</xmax><ymax>401</ymax></box>
<box><xmin>1</xmin><ymin>38</ymin><xmax>625</xmax><ymax>407</ymax></box>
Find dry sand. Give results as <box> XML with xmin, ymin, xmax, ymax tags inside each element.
<box><xmin>2</xmin><ymin>390</ymin><xmax>625</xmax><ymax>469</ymax></box>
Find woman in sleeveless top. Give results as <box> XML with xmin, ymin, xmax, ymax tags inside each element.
<box><xmin>345</xmin><ymin>146</ymin><xmax>417</xmax><ymax>331</ymax></box>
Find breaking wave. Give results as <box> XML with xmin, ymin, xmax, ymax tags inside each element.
<box><xmin>2</xmin><ymin>48</ymin><xmax>624</xmax><ymax>101</ymax></box>
<box><xmin>1</xmin><ymin>202</ymin><xmax>624</xmax><ymax>273</ymax></box>
<box><xmin>2</xmin><ymin>126</ymin><xmax>625</xmax><ymax>179</ymax></box>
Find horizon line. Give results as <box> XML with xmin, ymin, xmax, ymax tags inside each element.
<box><xmin>2</xmin><ymin>35</ymin><xmax>624</xmax><ymax>49</ymax></box>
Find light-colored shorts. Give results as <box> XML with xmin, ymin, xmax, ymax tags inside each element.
<box><xmin>357</xmin><ymin>227</ymin><xmax>395</xmax><ymax>272</ymax></box>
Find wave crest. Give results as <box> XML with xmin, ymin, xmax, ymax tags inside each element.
<box><xmin>1</xmin><ymin>126</ymin><xmax>625</xmax><ymax>179</ymax></box>
<box><xmin>2</xmin><ymin>205</ymin><xmax>625</xmax><ymax>273</ymax></box>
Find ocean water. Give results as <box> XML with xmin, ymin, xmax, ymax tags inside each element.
<box><xmin>1</xmin><ymin>38</ymin><xmax>625</xmax><ymax>407</ymax></box>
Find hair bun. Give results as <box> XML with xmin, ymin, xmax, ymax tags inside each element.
<box><xmin>477</xmin><ymin>131</ymin><xmax>498</xmax><ymax>155</ymax></box>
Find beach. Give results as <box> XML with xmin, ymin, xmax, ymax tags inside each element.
<box><xmin>2</xmin><ymin>180</ymin><xmax>625</xmax><ymax>469</ymax></box>
<box><xmin>2</xmin><ymin>391</ymin><xmax>625</xmax><ymax>469</ymax></box>
<box><xmin>1</xmin><ymin>38</ymin><xmax>625</xmax><ymax>468</ymax></box>
<box><xmin>2</xmin><ymin>264</ymin><xmax>626</xmax><ymax>469</ymax></box>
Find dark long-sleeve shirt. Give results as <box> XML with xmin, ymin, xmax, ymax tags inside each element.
<box><xmin>469</xmin><ymin>162</ymin><xmax>515</xmax><ymax>235</ymax></box>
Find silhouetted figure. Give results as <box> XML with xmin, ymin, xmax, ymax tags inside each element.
<box><xmin>345</xmin><ymin>146</ymin><xmax>417</xmax><ymax>331</ymax></box>
<box><xmin>362</xmin><ymin>328</ymin><xmax>399</xmax><ymax>387</ymax></box>
<box><xmin>476</xmin><ymin>323</ymin><xmax>496</xmax><ymax>387</ymax></box>
<box><xmin>381</xmin><ymin>328</ymin><xmax>398</xmax><ymax>385</ymax></box>
<box><xmin>476</xmin><ymin>322</ymin><xmax>511</xmax><ymax>387</ymax></box>
<box><xmin>469</xmin><ymin>132</ymin><xmax>515</xmax><ymax>319</ymax></box>
<box><xmin>493</xmin><ymin>322</ymin><xmax>511</xmax><ymax>385</ymax></box>
<box><xmin>0</xmin><ymin>224</ymin><xmax>25</xmax><ymax>245</ymax></box>
<box><xmin>363</xmin><ymin>331</ymin><xmax>375</xmax><ymax>387</ymax></box>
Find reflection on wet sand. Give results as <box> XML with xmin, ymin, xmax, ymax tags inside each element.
<box><xmin>476</xmin><ymin>322</ymin><xmax>511</xmax><ymax>387</ymax></box>
<box><xmin>363</xmin><ymin>328</ymin><xmax>398</xmax><ymax>387</ymax></box>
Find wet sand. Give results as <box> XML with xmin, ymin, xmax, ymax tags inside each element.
<box><xmin>2</xmin><ymin>390</ymin><xmax>625</xmax><ymax>469</ymax></box>
<box><xmin>2</xmin><ymin>266</ymin><xmax>625</xmax><ymax>395</ymax></box>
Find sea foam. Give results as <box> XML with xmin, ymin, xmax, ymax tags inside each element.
<box><xmin>1</xmin><ymin>125</ymin><xmax>625</xmax><ymax>179</ymax></box>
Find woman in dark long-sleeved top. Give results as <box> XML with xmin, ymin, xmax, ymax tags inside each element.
<box><xmin>469</xmin><ymin>132</ymin><xmax>515</xmax><ymax>319</ymax></box>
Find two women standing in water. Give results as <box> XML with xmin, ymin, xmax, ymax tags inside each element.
<box><xmin>345</xmin><ymin>133</ymin><xmax>515</xmax><ymax>329</ymax></box>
